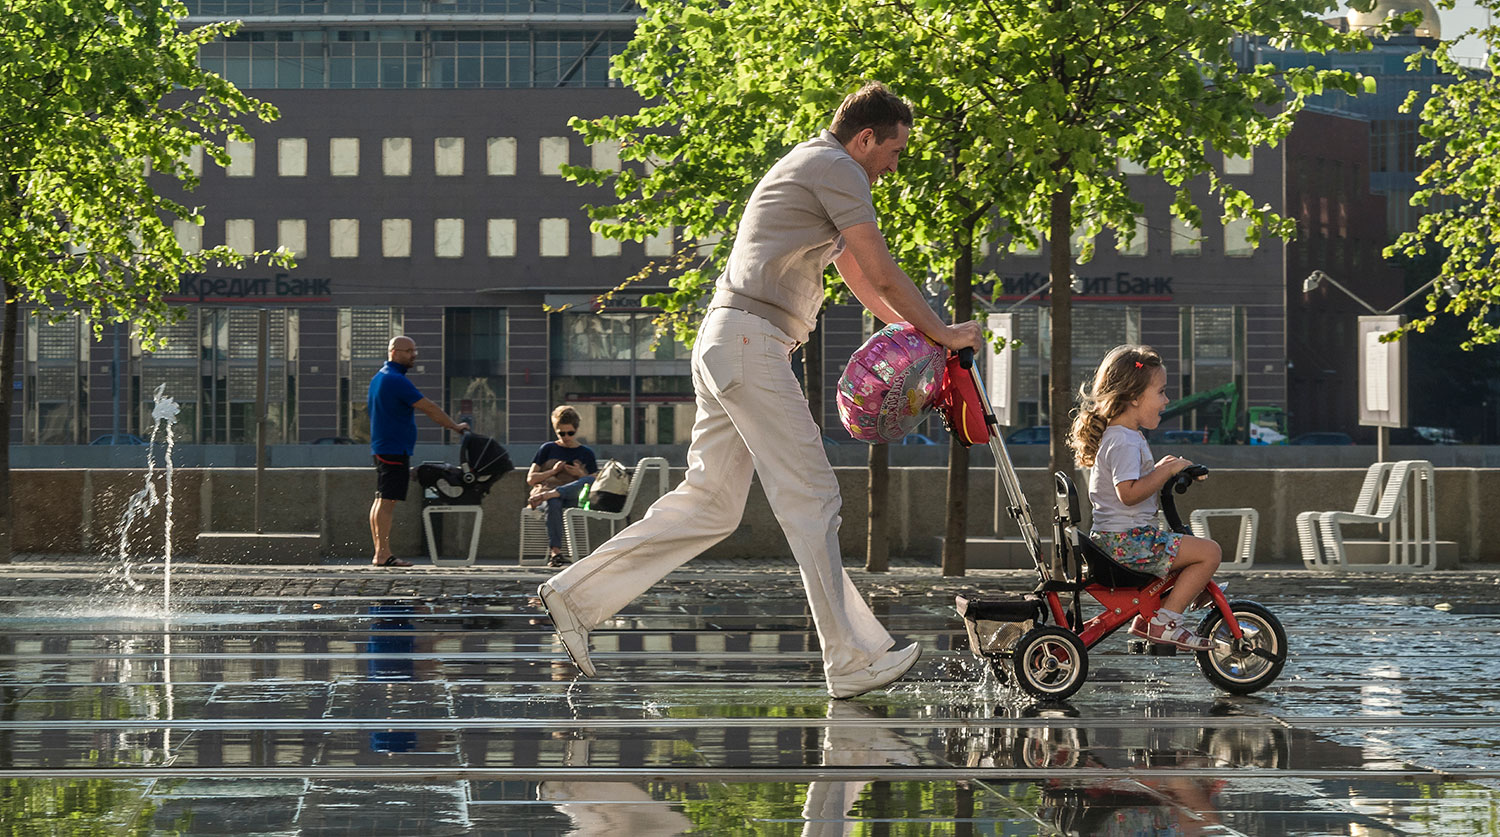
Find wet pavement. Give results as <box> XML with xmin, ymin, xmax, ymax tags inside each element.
<box><xmin>2</xmin><ymin>557</ymin><xmax>1499</xmax><ymax>835</ymax></box>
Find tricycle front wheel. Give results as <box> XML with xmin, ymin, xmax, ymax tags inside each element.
<box><xmin>1195</xmin><ymin>601</ymin><xmax>1287</xmax><ymax>695</ymax></box>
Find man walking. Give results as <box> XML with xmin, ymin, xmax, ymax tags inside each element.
<box><xmin>369</xmin><ymin>335</ymin><xmax>469</xmax><ymax>567</ymax></box>
<box><xmin>537</xmin><ymin>82</ymin><xmax>983</xmax><ymax>698</ymax></box>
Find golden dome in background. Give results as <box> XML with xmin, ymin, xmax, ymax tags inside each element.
<box><xmin>1346</xmin><ymin>0</ymin><xmax>1442</xmax><ymax>39</ymax></box>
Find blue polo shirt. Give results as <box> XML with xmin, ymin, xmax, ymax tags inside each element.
<box><xmin>368</xmin><ymin>361</ymin><xmax>424</xmax><ymax>455</ymax></box>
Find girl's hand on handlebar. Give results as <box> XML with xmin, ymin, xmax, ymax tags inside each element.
<box><xmin>936</xmin><ymin>321</ymin><xmax>984</xmax><ymax>354</ymax></box>
<box><xmin>1157</xmin><ymin>454</ymin><xmax>1195</xmax><ymax>476</ymax></box>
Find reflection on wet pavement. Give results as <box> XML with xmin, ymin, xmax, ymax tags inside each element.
<box><xmin>1</xmin><ymin>562</ymin><xmax>1498</xmax><ymax>834</ymax></box>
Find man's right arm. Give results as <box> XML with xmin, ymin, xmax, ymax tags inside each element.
<box><xmin>834</xmin><ymin>222</ymin><xmax>983</xmax><ymax>354</ymax></box>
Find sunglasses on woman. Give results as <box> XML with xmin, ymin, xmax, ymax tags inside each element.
<box><xmin>556</xmin><ymin>429</ymin><xmax>576</xmax><ymax>437</ymax></box>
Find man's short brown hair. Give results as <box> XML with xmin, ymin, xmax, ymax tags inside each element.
<box><xmin>829</xmin><ymin>82</ymin><xmax>913</xmax><ymax>144</ymax></box>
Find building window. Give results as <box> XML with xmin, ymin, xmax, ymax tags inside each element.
<box><xmin>330</xmin><ymin>137</ymin><xmax>360</xmax><ymax>176</ymax></box>
<box><xmin>590</xmin><ymin>139</ymin><xmax>621</xmax><ymax>171</ymax></box>
<box><xmin>174</xmin><ymin>220</ymin><xmax>202</xmax><ymax>254</ymax></box>
<box><xmin>435</xmin><ymin>218</ymin><xmax>464</xmax><ymax>258</ymax></box>
<box><xmin>25</xmin><ymin>315</ymin><xmax>85</xmax><ymax>444</ymax></box>
<box><xmin>202</xmin><ymin>27</ymin><xmax>631</xmax><ymax>89</ymax></box>
<box><xmin>1072</xmin><ymin>225</ymin><xmax>1093</xmax><ymax>255</ymax></box>
<box><xmin>328</xmin><ymin>30</ymin><xmax>423</xmax><ymax>89</ymax></box>
<box><xmin>550</xmin><ymin>310</ymin><xmax>693</xmax><ymax>445</ymax></box>
<box><xmin>226</xmin><ymin>139</ymin><xmax>255</xmax><ymax>177</ymax></box>
<box><xmin>383</xmin><ymin>137</ymin><xmax>411</xmax><ymax>176</ymax></box>
<box><xmin>1183</xmin><ymin>306</ymin><xmax>1240</xmax><ymax>402</ymax></box>
<box><xmin>1371</xmin><ymin>119</ymin><xmax>1390</xmax><ymax>173</ymax></box>
<box><xmin>330</xmin><ymin>218</ymin><xmax>359</xmax><ymax>258</ymax></box>
<box><xmin>1171</xmin><ymin>216</ymin><xmax>1201</xmax><ymax>256</ymax></box>
<box><xmin>1117</xmin><ymin>215</ymin><xmax>1148</xmax><ymax>257</ymax></box>
<box><xmin>183</xmin><ymin>145</ymin><xmax>203</xmax><ymax>176</ymax></box>
<box><xmin>540</xmin><ymin>218</ymin><xmax>569</xmax><ymax>257</ymax></box>
<box><xmin>1224</xmin><ymin>218</ymin><xmax>1255</xmax><ymax>257</ymax></box>
<box><xmin>140</xmin><ymin>318</ymin><xmax>197</xmax><ymax>440</ymax></box>
<box><xmin>591</xmin><ymin>222</ymin><xmax>620</xmax><ymax>257</ymax></box>
<box><xmin>278</xmin><ymin>219</ymin><xmax>307</xmax><ymax>257</ymax></box>
<box><xmin>339</xmin><ymin>306</ymin><xmax>402</xmax><ymax>443</ymax></box>
<box><xmin>382</xmin><ymin>218</ymin><xmax>411</xmax><ymax>258</ymax></box>
<box><xmin>435</xmin><ymin>137</ymin><xmax>464</xmax><ymax>176</ymax></box>
<box><xmin>1011</xmin><ymin>229</ymin><xmax>1040</xmax><ymax>257</ymax></box>
<box><xmin>539</xmin><ymin>137</ymin><xmax>569</xmax><ymax>175</ymax></box>
<box><xmin>444</xmin><ymin>307</ymin><xmax>507</xmax><ymax>441</ymax></box>
<box><xmin>197</xmin><ymin>34</ymin><xmax>326</xmax><ymax>89</ymax></box>
<box><xmin>225</xmin><ymin>219</ymin><xmax>254</xmax><ymax>255</ymax></box>
<box><xmin>1224</xmin><ymin>153</ymin><xmax>1253</xmax><ymax>175</ymax></box>
<box><xmin>644</xmin><ymin>226</ymin><xmax>673</xmax><ymax>258</ymax></box>
<box><xmin>488</xmin><ymin>219</ymin><xmax>517</xmax><ymax>257</ymax></box>
<box><xmin>487</xmin><ymin>137</ymin><xmax>516</xmax><ymax>175</ymax></box>
<box><xmin>196</xmin><ymin>308</ymin><xmax>294</xmax><ymax>444</ymax></box>
<box><xmin>278</xmin><ymin>137</ymin><xmax>307</xmax><ymax>176</ymax></box>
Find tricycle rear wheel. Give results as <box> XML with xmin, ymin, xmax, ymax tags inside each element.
<box><xmin>1012</xmin><ymin>626</ymin><xmax>1089</xmax><ymax>701</ymax></box>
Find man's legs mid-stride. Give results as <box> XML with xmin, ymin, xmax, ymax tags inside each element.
<box><xmin>538</xmin><ymin>309</ymin><xmax>906</xmax><ymax>693</ymax></box>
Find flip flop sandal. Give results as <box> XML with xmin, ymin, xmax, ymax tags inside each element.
<box><xmin>378</xmin><ymin>556</ymin><xmax>414</xmax><ymax>568</ymax></box>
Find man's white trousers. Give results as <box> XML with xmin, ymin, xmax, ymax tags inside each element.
<box><xmin>544</xmin><ymin>307</ymin><xmax>894</xmax><ymax>679</ymax></box>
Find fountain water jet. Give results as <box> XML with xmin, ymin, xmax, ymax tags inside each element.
<box><xmin>110</xmin><ymin>384</ymin><xmax>180</xmax><ymax>612</ymax></box>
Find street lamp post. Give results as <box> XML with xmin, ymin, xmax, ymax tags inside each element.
<box><xmin>1303</xmin><ymin>270</ymin><xmax>1451</xmax><ymax>317</ymax></box>
<box><xmin>1302</xmin><ymin>270</ymin><xmax>1451</xmax><ymax>462</ymax></box>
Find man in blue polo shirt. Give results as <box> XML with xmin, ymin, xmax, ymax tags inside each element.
<box><xmin>369</xmin><ymin>335</ymin><xmax>468</xmax><ymax>567</ymax></box>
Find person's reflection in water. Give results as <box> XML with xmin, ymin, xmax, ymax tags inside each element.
<box><xmin>365</xmin><ymin>600</ymin><xmax>429</xmax><ymax>755</ymax></box>
<box><xmin>1022</xmin><ymin>720</ymin><xmax>1226</xmax><ymax>836</ymax></box>
<box><xmin>800</xmin><ymin>702</ymin><xmax>926</xmax><ymax>837</ymax></box>
<box><xmin>536</xmin><ymin>735</ymin><xmax>692</xmax><ymax>835</ymax></box>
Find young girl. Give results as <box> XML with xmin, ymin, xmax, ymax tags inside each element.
<box><xmin>1067</xmin><ymin>345</ymin><xmax>1222</xmax><ymax>651</ymax></box>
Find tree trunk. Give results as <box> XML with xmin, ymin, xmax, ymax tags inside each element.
<box><xmin>0</xmin><ymin>279</ymin><xmax>16</xmax><ymax>565</ymax></box>
<box><xmin>1048</xmin><ymin>186</ymin><xmax>1075</xmax><ymax>478</ymax></box>
<box><xmin>941</xmin><ymin>235</ymin><xmax>975</xmax><ymax>577</ymax></box>
<box><xmin>865</xmin><ymin>441</ymin><xmax>889</xmax><ymax>572</ymax></box>
<box><xmin>803</xmin><ymin>308</ymin><xmax>824</xmax><ymax>433</ymax></box>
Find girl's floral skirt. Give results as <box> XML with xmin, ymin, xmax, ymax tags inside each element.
<box><xmin>1089</xmin><ymin>525</ymin><xmax>1182</xmax><ymax>578</ymax></box>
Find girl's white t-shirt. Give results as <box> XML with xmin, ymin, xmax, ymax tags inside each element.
<box><xmin>1088</xmin><ymin>424</ymin><xmax>1158</xmax><ymax>531</ymax></box>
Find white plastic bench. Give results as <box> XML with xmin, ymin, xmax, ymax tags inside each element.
<box><xmin>563</xmin><ymin>457</ymin><xmax>671</xmax><ymax>560</ymax></box>
<box><xmin>1297</xmin><ymin>460</ymin><xmax>1437</xmax><ymax>571</ymax></box>
<box><xmin>1189</xmin><ymin>507</ymin><xmax>1259</xmax><ymax>567</ymax></box>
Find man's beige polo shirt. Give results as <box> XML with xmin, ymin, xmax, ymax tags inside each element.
<box><xmin>708</xmin><ymin>131</ymin><xmax>878</xmax><ymax>344</ymax></box>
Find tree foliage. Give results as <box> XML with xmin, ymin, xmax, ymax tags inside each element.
<box><xmin>0</xmin><ymin>0</ymin><xmax>284</xmax><ymax>564</ymax></box>
<box><xmin>0</xmin><ymin>0</ymin><xmax>286</xmax><ymax>341</ymax></box>
<box><xmin>568</xmin><ymin>0</ymin><xmax>1377</xmax><ymax>339</ymax></box>
<box><xmin>1387</xmin><ymin>0</ymin><xmax>1500</xmax><ymax>349</ymax></box>
<box><xmin>566</xmin><ymin>0</ymin><xmax>1379</xmax><ymax>572</ymax></box>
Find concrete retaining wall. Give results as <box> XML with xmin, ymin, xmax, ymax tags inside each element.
<box><xmin>12</xmin><ymin>465</ymin><xmax>1499</xmax><ymax>566</ymax></box>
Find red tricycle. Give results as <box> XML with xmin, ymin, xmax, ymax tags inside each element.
<box><xmin>941</xmin><ymin>350</ymin><xmax>1288</xmax><ymax>702</ymax></box>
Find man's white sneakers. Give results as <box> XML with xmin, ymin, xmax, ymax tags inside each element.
<box><xmin>537</xmin><ymin>582</ymin><xmax>595</xmax><ymax>677</ymax></box>
<box><xmin>826</xmin><ymin>642</ymin><xmax>921</xmax><ymax>699</ymax></box>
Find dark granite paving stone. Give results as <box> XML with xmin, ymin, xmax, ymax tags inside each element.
<box><xmin>4</xmin><ymin>560</ymin><xmax>1500</xmax><ymax>834</ymax></box>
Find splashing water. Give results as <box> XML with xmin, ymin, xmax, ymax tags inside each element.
<box><xmin>110</xmin><ymin>384</ymin><xmax>180</xmax><ymax>612</ymax></box>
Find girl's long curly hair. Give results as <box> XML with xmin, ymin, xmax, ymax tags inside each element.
<box><xmin>1067</xmin><ymin>345</ymin><xmax>1164</xmax><ymax>468</ymax></box>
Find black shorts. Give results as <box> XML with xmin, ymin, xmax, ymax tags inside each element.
<box><xmin>373</xmin><ymin>454</ymin><xmax>411</xmax><ymax>501</ymax></box>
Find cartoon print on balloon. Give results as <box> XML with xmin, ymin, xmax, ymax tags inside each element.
<box><xmin>837</xmin><ymin>322</ymin><xmax>947</xmax><ymax>443</ymax></box>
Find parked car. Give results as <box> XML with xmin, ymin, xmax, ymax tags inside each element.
<box><xmin>900</xmin><ymin>433</ymin><xmax>938</xmax><ymax>445</ymax></box>
<box><xmin>1004</xmin><ymin>426</ymin><xmax>1049</xmax><ymax>445</ymax></box>
<box><xmin>1157</xmin><ymin>429</ymin><xmax>1210</xmax><ymax>445</ymax></box>
<box><xmin>89</xmin><ymin>434</ymin><xmax>147</xmax><ymax>445</ymax></box>
<box><xmin>311</xmin><ymin>436</ymin><xmax>357</xmax><ymax>445</ymax></box>
<box><xmin>1289</xmin><ymin>432</ymin><xmax>1355</xmax><ymax>445</ymax></box>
